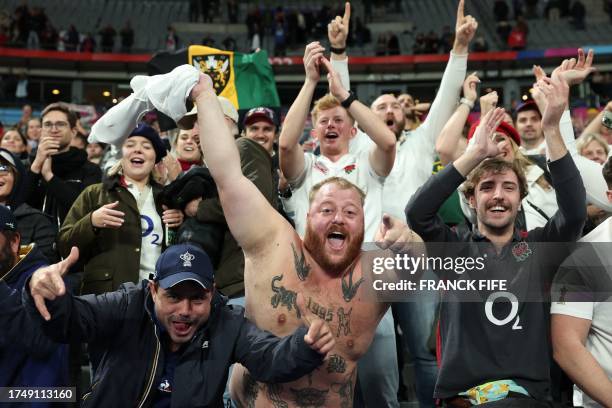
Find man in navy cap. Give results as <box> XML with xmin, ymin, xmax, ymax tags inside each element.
<box><xmin>26</xmin><ymin>242</ymin><xmax>335</xmax><ymax>407</ymax></box>
<box><xmin>0</xmin><ymin>205</ymin><xmax>70</xmax><ymax>396</ymax></box>
<box><xmin>514</xmin><ymin>100</ymin><xmax>545</xmax><ymax>155</ymax></box>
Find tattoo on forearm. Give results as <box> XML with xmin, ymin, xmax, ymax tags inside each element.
<box><xmin>326</xmin><ymin>354</ymin><xmax>347</xmax><ymax>374</ymax></box>
<box><xmin>336</xmin><ymin>307</ymin><xmax>352</xmax><ymax>337</ymax></box>
<box><xmin>266</xmin><ymin>383</ymin><xmax>289</xmax><ymax>408</ymax></box>
<box><xmin>270</xmin><ymin>274</ymin><xmax>301</xmax><ymax>318</ymax></box>
<box><xmin>331</xmin><ymin>369</ymin><xmax>356</xmax><ymax>408</ymax></box>
<box><xmin>289</xmin><ymin>386</ymin><xmax>329</xmax><ymax>407</ymax></box>
<box><xmin>292</xmin><ymin>243</ymin><xmax>310</xmax><ymax>281</ymax></box>
<box><xmin>243</xmin><ymin>372</ymin><xmax>259</xmax><ymax>408</ymax></box>
<box><xmin>306</xmin><ymin>297</ymin><xmax>334</xmax><ymax>322</ymax></box>
<box><xmin>341</xmin><ymin>266</ymin><xmax>364</xmax><ymax>302</ymax></box>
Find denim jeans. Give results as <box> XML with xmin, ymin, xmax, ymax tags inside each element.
<box><xmin>356</xmin><ymin>308</ymin><xmax>400</xmax><ymax>408</ymax></box>
<box><xmin>393</xmin><ymin>279</ymin><xmax>439</xmax><ymax>408</ymax></box>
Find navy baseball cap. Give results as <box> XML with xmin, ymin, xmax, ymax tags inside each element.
<box><xmin>152</xmin><ymin>243</ymin><xmax>214</xmax><ymax>290</ymax></box>
<box><xmin>514</xmin><ymin>99</ymin><xmax>541</xmax><ymax>117</ymax></box>
<box><xmin>128</xmin><ymin>123</ymin><xmax>167</xmax><ymax>163</ymax></box>
<box><xmin>0</xmin><ymin>205</ymin><xmax>17</xmax><ymax>231</ymax></box>
<box><xmin>243</xmin><ymin>107</ymin><xmax>276</xmax><ymax>127</ymax></box>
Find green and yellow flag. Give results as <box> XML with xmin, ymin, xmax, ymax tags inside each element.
<box><xmin>188</xmin><ymin>46</ymin><xmax>280</xmax><ymax>110</ymax></box>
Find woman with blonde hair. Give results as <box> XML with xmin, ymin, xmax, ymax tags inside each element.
<box><xmin>576</xmin><ymin>132</ymin><xmax>609</xmax><ymax>165</ymax></box>
<box><xmin>58</xmin><ymin>123</ymin><xmax>184</xmax><ymax>295</ymax></box>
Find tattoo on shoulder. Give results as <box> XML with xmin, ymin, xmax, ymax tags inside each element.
<box><xmin>266</xmin><ymin>383</ymin><xmax>289</xmax><ymax>408</ymax></box>
<box><xmin>336</xmin><ymin>307</ymin><xmax>352</xmax><ymax>337</ymax></box>
<box><xmin>289</xmin><ymin>386</ymin><xmax>329</xmax><ymax>407</ymax></box>
<box><xmin>292</xmin><ymin>243</ymin><xmax>310</xmax><ymax>281</ymax></box>
<box><xmin>331</xmin><ymin>369</ymin><xmax>356</xmax><ymax>408</ymax></box>
<box><xmin>326</xmin><ymin>354</ymin><xmax>347</xmax><ymax>374</ymax></box>
<box><xmin>270</xmin><ymin>274</ymin><xmax>301</xmax><ymax>318</ymax></box>
<box><xmin>341</xmin><ymin>266</ymin><xmax>364</xmax><ymax>302</ymax></box>
<box><xmin>243</xmin><ymin>372</ymin><xmax>259</xmax><ymax>408</ymax></box>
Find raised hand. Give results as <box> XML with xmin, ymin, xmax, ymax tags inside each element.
<box><xmin>553</xmin><ymin>48</ymin><xmax>595</xmax><ymax>86</ymax></box>
<box><xmin>91</xmin><ymin>201</ymin><xmax>125</xmax><ymax>229</ymax></box>
<box><xmin>29</xmin><ymin>247</ymin><xmax>79</xmax><ymax>321</ymax></box>
<box><xmin>375</xmin><ymin>214</ymin><xmax>423</xmax><ymax>253</ymax></box>
<box><xmin>320</xmin><ymin>57</ymin><xmax>349</xmax><ymax>101</ymax></box>
<box><xmin>468</xmin><ymin>107</ymin><xmax>506</xmax><ymax>159</ymax></box>
<box><xmin>530</xmin><ymin>64</ymin><xmax>548</xmax><ymax>114</ymax></box>
<box><xmin>454</xmin><ymin>0</ymin><xmax>478</xmax><ymax>53</ymax></box>
<box><xmin>296</xmin><ymin>293</ymin><xmax>335</xmax><ymax>356</ymax></box>
<box><xmin>303</xmin><ymin>42</ymin><xmax>326</xmax><ymax>83</ymax></box>
<box><xmin>463</xmin><ymin>72</ymin><xmax>480</xmax><ymax>103</ymax></box>
<box><xmin>479</xmin><ymin>90</ymin><xmax>499</xmax><ymax>117</ymax></box>
<box><xmin>536</xmin><ymin>69</ymin><xmax>570</xmax><ymax>129</ymax></box>
<box><xmin>328</xmin><ymin>2</ymin><xmax>351</xmax><ymax>49</ymax></box>
<box><xmin>190</xmin><ymin>72</ymin><xmax>214</xmax><ymax>101</ymax></box>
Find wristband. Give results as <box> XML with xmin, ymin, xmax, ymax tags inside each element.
<box><xmin>460</xmin><ymin>97</ymin><xmax>475</xmax><ymax>110</ymax></box>
<box><xmin>340</xmin><ymin>91</ymin><xmax>357</xmax><ymax>109</ymax></box>
<box><xmin>330</xmin><ymin>46</ymin><xmax>346</xmax><ymax>54</ymax></box>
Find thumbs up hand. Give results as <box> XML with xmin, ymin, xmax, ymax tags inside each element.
<box><xmin>29</xmin><ymin>247</ymin><xmax>79</xmax><ymax>321</ymax></box>
<box><xmin>296</xmin><ymin>293</ymin><xmax>335</xmax><ymax>357</ymax></box>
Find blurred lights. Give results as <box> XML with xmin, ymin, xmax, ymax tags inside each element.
<box><xmin>522</xmin><ymin>95</ymin><xmax>528</xmax><ymax>101</ymax></box>
<box><xmin>103</xmin><ymin>91</ymin><xmax>111</xmax><ymax>97</ymax></box>
<box><xmin>51</xmin><ymin>89</ymin><xmax>60</xmax><ymax>95</ymax></box>
<box><xmin>112</xmin><ymin>98</ymin><xmax>118</xmax><ymax>104</ymax></box>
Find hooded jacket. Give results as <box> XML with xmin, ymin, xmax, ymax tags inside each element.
<box><xmin>0</xmin><ymin>244</ymin><xmax>69</xmax><ymax>397</ymax></box>
<box><xmin>25</xmin><ymin>146</ymin><xmax>102</xmax><ymax>227</ymax></box>
<box><xmin>24</xmin><ymin>281</ymin><xmax>324</xmax><ymax>407</ymax></box>
<box><xmin>1</xmin><ymin>148</ymin><xmax>58</xmax><ymax>262</ymax></box>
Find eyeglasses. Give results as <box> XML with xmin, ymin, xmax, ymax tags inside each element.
<box><xmin>42</xmin><ymin>121</ymin><xmax>69</xmax><ymax>130</ymax></box>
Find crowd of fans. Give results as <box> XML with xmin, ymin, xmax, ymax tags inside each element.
<box><xmin>1</xmin><ymin>1</ymin><xmax>612</xmax><ymax>408</ymax></box>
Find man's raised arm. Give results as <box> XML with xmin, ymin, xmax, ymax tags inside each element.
<box><xmin>278</xmin><ymin>42</ymin><xmax>325</xmax><ymax>182</ymax></box>
<box><xmin>193</xmin><ymin>74</ymin><xmax>283</xmax><ymax>255</ymax></box>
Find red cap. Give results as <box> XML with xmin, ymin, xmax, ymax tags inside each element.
<box><xmin>467</xmin><ymin>120</ymin><xmax>521</xmax><ymax>146</ymax></box>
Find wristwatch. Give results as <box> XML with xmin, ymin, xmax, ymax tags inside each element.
<box><xmin>341</xmin><ymin>91</ymin><xmax>357</xmax><ymax>109</ymax></box>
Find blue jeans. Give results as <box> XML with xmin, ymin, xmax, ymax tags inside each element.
<box><xmin>356</xmin><ymin>308</ymin><xmax>400</xmax><ymax>408</ymax></box>
<box><xmin>224</xmin><ymin>296</ymin><xmax>245</xmax><ymax>408</ymax></box>
<box><xmin>393</xmin><ymin>279</ymin><xmax>439</xmax><ymax>408</ymax></box>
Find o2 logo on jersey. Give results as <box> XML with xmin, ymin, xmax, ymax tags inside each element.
<box><xmin>141</xmin><ymin>215</ymin><xmax>161</xmax><ymax>246</ymax></box>
<box><xmin>484</xmin><ymin>291</ymin><xmax>523</xmax><ymax>330</ymax></box>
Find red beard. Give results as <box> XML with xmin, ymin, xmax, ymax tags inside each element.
<box><xmin>303</xmin><ymin>222</ymin><xmax>364</xmax><ymax>276</ymax></box>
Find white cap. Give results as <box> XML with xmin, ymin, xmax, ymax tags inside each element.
<box><xmin>177</xmin><ymin>96</ymin><xmax>239</xmax><ymax>130</ymax></box>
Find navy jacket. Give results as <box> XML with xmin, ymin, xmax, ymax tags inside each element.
<box><xmin>0</xmin><ymin>244</ymin><xmax>69</xmax><ymax>406</ymax></box>
<box><xmin>24</xmin><ymin>281</ymin><xmax>324</xmax><ymax>407</ymax></box>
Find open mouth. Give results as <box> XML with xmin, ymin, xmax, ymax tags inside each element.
<box><xmin>386</xmin><ymin>119</ymin><xmax>395</xmax><ymax>127</ymax></box>
<box><xmin>325</xmin><ymin>132</ymin><xmax>339</xmax><ymax>140</ymax></box>
<box><xmin>327</xmin><ymin>231</ymin><xmax>346</xmax><ymax>249</ymax></box>
<box><xmin>489</xmin><ymin>205</ymin><xmax>508</xmax><ymax>214</ymax></box>
<box><xmin>183</xmin><ymin>146</ymin><xmax>195</xmax><ymax>152</ymax></box>
<box><xmin>130</xmin><ymin>158</ymin><xmax>145</xmax><ymax>167</ymax></box>
<box><xmin>171</xmin><ymin>320</ymin><xmax>193</xmax><ymax>336</ymax></box>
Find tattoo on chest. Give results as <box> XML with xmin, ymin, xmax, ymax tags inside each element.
<box><xmin>306</xmin><ymin>297</ymin><xmax>334</xmax><ymax>322</ymax></box>
<box><xmin>289</xmin><ymin>386</ymin><xmax>329</xmax><ymax>407</ymax></box>
<box><xmin>341</xmin><ymin>267</ymin><xmax>364</xmax><ymax>302</ymax></box>
<box><xmin>331</xmin><ymin>369</ymin><xmax>356</xmax><ymax>408</ymax></box>
<box><xmin>292</xmin><ymin>243</ymin><xmax>310</xmax><ymax>281</ymax></box>
<box><xmin>326</xmin><ymin>354</ymin><xmax>347</xmax><ymax>374</ymax></box>
<box><xmin>266</xmin><ymin>383</ymin><xmax>289</xmax><ymax>408</ymax></box>
<box><xmin>243</xmin><ymin>372</ymin><xmax>259</xmax><ymax>408</ymax></box>
<box><xmin>336</xmin><ymin>307</ymin><xmax>352</xmax><ymax>337</ymax></box>
<box><xmin>270</xmin><ymin>275</ymin><xmax>301</xmax><ymax>318</ymax></box>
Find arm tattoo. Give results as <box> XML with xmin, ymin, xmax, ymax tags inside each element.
<box><xmin>243</xmin><ymin>371</ymin><xmax>260</xmax><ymax>408</ymax></box>
<box><xmin>289</xmin><ymin>386</ymin><xmax>329</xmax><ymax>407</ymax></box>
<box><xmin>266</xmin><ymin>383</ymin><xmax>289</xmax><ymax>408</ymax></box>
<box><xmin>331</xmin><ymin>369</ymin><xmax>356</xmax><ymax>408</ymax></box>
<box><xmin>270</xmin><ymin>274</ymin><xmax>301</xmax><ymax>318</ymax></box>
<box><xmin>292</xmin><ymin>243</ymin><xmax>310</xmax><ymax>281</ymax></box>
<box><xmin>336</xmin><ymin>307</ymin><xmax>352</xmax><ymax>337</ymax></box>
<box><xmin>326</xmin><ymin>354</ymin><xmax>347</xmax><ymax>373</ymax></box>
<box><xmin>341</xmin><ymin>266</ymin><xmax>364</xmax><ymax>302</ymax></box>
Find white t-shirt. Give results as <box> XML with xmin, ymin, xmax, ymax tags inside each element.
<box><xmin>127</xmin><ymin>183</ymin><xmax>163</xmax><ymax>282</ymax></box>
<box><xmin>283</xmin><ymin>149</ymin><xmax>384</xmax><ymax>241</ymax></box>
<box><xmin>550</xmin><ymin>218</ymin><xmax>612</xmax><ymax>408</ymax></box>
<box><xmin>519</xmin><ymin>139</ymin><xmax>547</xmax><ymax>156</ymax></box>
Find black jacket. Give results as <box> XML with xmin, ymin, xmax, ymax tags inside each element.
<box><xmin>26</xmin><ymin>147</ymin><xmax>102</xmax><ymax>227</ymax></box>
<box><xmin>1</xmin><ymin>245</ymin><xmax>69</xmax><ymax>394</ymax></box>
<box><xmin>0</xmin><ymin>148</ymin><xmax>58</xmax><ymax>263</ymax></box>
<box><xmin>24</xmin><ymin>281</ymin><xmax>324</xmax><ymax>407</ymax></box>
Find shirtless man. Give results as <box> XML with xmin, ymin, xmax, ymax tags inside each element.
<box><xmin>190</xmin><ymin>71</ymin><xmax>412</xmax><ymax>407</ymax></box>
